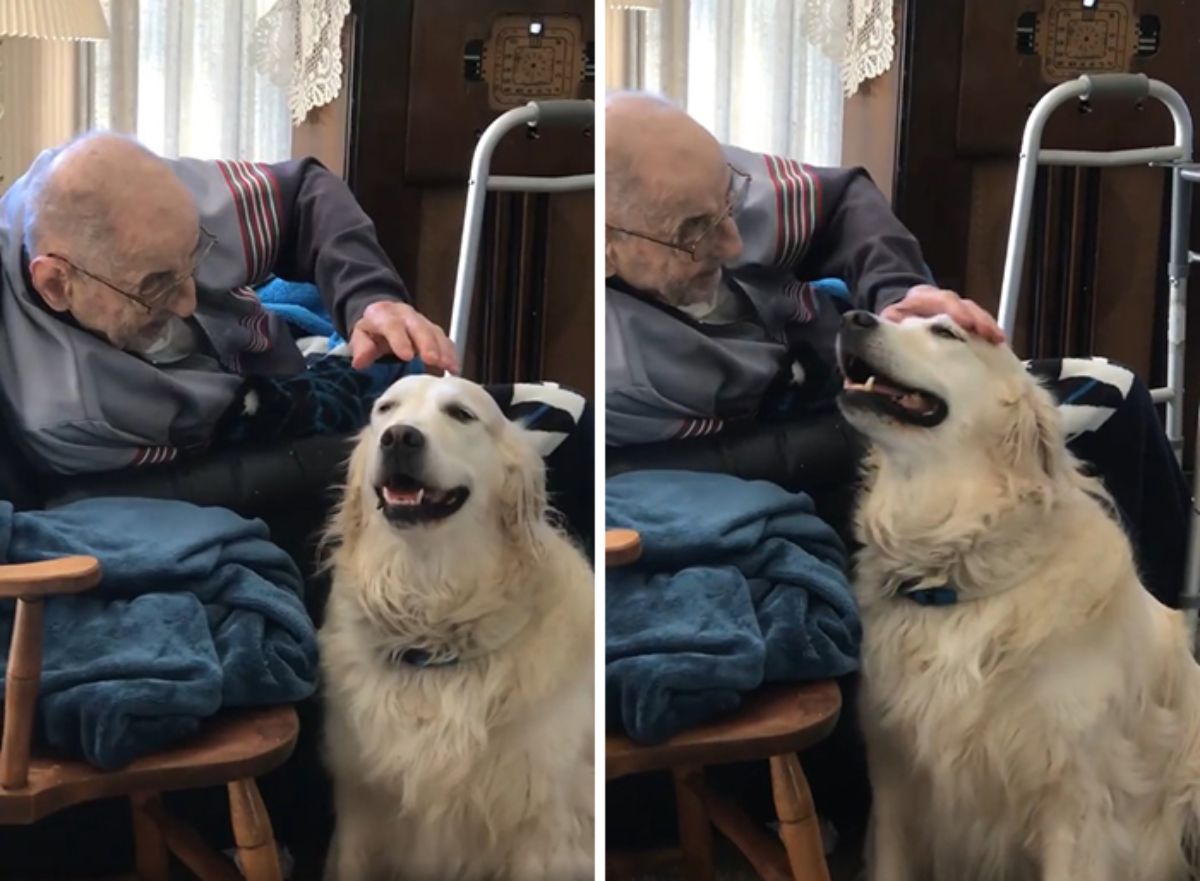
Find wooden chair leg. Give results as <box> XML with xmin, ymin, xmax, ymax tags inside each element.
<box><xmin>769</xmin><ymin>753</ymin><xmax>831</xmax><ymax>881</ymax></box>
<box><xmin>227</xmin><ymin>777</ymin><xmax>283</xmax><ymax>881</ymax></box>
<box><xmin>130</xmin><ymin>792</ymin><xmax>171</xmax><ymax>881</ymax></box>
<box><xmin>673</xmin><ymin>766</ymin><xmax>716</xmax><ymax>881</ymax></box>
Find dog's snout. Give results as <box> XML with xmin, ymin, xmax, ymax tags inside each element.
<box><xmin>381</xmin><ymin>425</ymin><xmax>425</xmax><ymax>452</ymax></box>
<box><xmin>844</xmin><ymin>310</ymin><xmax>878</xmax><ymax>330</ymax></box>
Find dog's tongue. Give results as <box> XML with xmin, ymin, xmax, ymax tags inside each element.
<box><xmin>384</xmin><ymin>486</ymin><xmax>424</xmax><ymax>507</ymax></box>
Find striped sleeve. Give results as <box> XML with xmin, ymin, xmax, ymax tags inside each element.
<box><xmin>794</xmin><ymin>165</ymin><xmax>932</xmax><ymax>313</ymax></box>
<box><xmin>27</xmin><ymin>422</ymin><xmax>182</xmax><ymax>475</ymax></box>
<box><xmin>674</xmin><ymin>417</ymin><xmax>725</xmax><ymax>440</ymax></box>
<box><xmin>214</xmin><ymin>161</ymin><xmax>283</xmax><ymax>286</ymax></box>
<box><xmin>731</xmin><ymin>145</ymin><xmax>931</xmax><ymax>314</ymax></box>
<box><xmin>131</xmin><ymin>445</ymin><xmax>180</xmax><ymax>467</ymax></box>
<box><xmin>762</xmin><ymin>154</ymin><xmax>821</xmax><ymax>268</ymax></box>
<box><xmin>265</xmin><ymin>157</ymin><xmax>412</xmax><ymax>338</ymax></box>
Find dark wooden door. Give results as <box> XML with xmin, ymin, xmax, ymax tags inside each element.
<box><xmin>344</xmin><ymin>0</ymin><xmax>595</xmax><ymax>391</ymax></box>
<box><xmin>895</xmin><ymin>0</ymin><xmax>1200</xmax><ymax>453</ymax></box>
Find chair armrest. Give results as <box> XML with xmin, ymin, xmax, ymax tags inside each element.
<box><xmin>0</xmin><ymin>557</ymin><xmax>102</xmax><ymax>599</ymax></box>
<box><xmin>606</xmin><ymin>529</ymin><xmax>642</xmax><ymax>568</ymax></box>
<box><xmin>0</xmin><ymin>556</ymin><xmax>101</xmax><ymax>789</ymax></box>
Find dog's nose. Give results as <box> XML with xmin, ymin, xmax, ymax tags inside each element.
<box><xmin>843</xmin><ymin>310</ymin><xmax>878</xmax><ymax>330</ymax></box>
<box><xmin>380</xmin><ymin>425</ymin><xmax>425</xmax><ymax>452</ymax></box>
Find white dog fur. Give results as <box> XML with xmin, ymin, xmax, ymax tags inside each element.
<box><xmin>319</xmin><ymin>374</ymin><xmax>594</xmax><ymax>881</ymax></box>
<box><xmin>839</xmin><ymin>313</ymin><xmax>1200</xmax><ymax>881</ymax></box>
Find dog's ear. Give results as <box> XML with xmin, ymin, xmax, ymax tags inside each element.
<box><xmin>1001</xmin><ymin>378</ymin><xmax>1064</xmax><ymax>482</ymax></box>
<box><xmin>498</xmin><ymin>423</ymin><xmax>548</xmax><ymax>553</ymax></box>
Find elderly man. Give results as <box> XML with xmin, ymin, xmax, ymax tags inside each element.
<box><xmin>605</xmin><ymin>92</ymin><xmax>1189</xmax><ymax>608</ymax></box>
<box><xmin>0</xmin><ymin>131</ymin><xmax>456</xmax><ymax>475</ymax></box>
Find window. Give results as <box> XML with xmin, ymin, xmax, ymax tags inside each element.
<box><xmin>606</xmin><ymin>0</ymin><xmax>845</xmax><ymax>166</ymax></box>
<box><xmin>87</xmin><ymin>0</ymin><xmax>292</xmax><ymax>162</ymax></box>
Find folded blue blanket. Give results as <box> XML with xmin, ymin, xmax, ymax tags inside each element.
<box><xmin>0</xmin><ymin>498</ymin><xmax>317</xmax><ymax>769</ymax></box>
<box><xmin>606</xmin><ymin>470</ymin><xmax>860</xmax><ymax>743</ymax></box>
<box><xmin>258</xmin><ymin>277</ymin><xmax>339</xmax><ymax>341</ymax></box>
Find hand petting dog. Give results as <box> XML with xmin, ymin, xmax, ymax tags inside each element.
<box><xmin>881</xmin><ymin>284</ymin><xmax>1006</xmax><ymax>345</ymax></box>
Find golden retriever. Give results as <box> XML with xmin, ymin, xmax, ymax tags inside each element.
<box><xmin>837</xmin><ymin>310</ymin><xmax>1200</xmax><ymax>881</ymax></box>
<box><xmin>319</xmin><ymin>374</ymin><xmax>594</xmax><ymax>881</ymax></box>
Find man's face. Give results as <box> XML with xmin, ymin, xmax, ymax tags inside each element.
<box><xmin>52</xmin><ymin>206</ymin><xmax>204</xmax><ymax>352</ymax></box>
<box><xmin>607</xmin><ymin>147</ymin><xmax>746</xmax><ymax>309</ymax></box>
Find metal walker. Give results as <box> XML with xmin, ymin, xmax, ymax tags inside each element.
<box><xmin>996</xmin><ymin>73</ymin><xmax>1200</xmax><ymax>641</ymax></box>
<box><xmin>449</xmin><ymin>99</ymin><xmax>596</xmax><ymax>366</ymax></box>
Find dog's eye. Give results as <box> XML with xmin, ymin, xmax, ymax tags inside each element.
<box><xmin>376</xmin><ymin>401</ymin><xmax>396</xmax><ymax>415</ymax></box>
<box><xmin>445</xmin><ymin>404</ymin><xmax>477</xmax><ymax>423</ymax></box>
<box><xmin>931</xmin><ymin>325</ymin><xmax>963</xmax><ymax>342</ymax></box>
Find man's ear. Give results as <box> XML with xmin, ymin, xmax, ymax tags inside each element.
<box><xmin>604</xmin><ymin>238</ymin><xmax>620</xmax><ymax>278</ymax></box>
<box><xmin>28</xmin><ymin>256</ymin><xmax>72</xmax><ymax>312</ymax></box>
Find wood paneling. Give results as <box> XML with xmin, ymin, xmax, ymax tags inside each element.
<box><xmin>957</xmin><ymin>0</ymin><xmax>1200</xmax><ymax>158</ymax></box>
<box><xmin>894</xmin><ymin>0</ymin><xmax>973</xmax><ymax>295</ymax></box>
<box><xmin>897</xmin><ymin>0</ymin><xmax>1200</xmax><ymax>454</ymax></box>
<box><xmin>406</xmin><ymin>2</ymin><xmax>593</xmax><ymax>184</ymax></box>
<box><xmin>346</xmin><ymin>0</ymin><xmax>424</xmax><ymax>292</ymax></box>
<box><xmin>841</xmin><ymin>1</ymin><xmax>905</xmax><ymax>200</ymax></box>
<box><xmin>344</xmin><ymin>0</ymin><xmax>594</xmax><ymax>391</ymax></box>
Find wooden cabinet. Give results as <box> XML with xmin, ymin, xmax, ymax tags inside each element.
<box><xmin>896</xmin><ymin>0</ymin><xmax>1200</xmax><ymax>453</ymax></box>
<box><xmin>300</xmin><ymin>0</ymin><xmax>595</xmax><ymax>391</ymax></box>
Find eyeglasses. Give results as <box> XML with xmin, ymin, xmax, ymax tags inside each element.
<box><xmin>47</xmin><ymin>227</ymin><xmax>218</xmax><ymax>314</ymax></box>
<box><xmin>606</xmin><ymin>164</ymin><xmax>751</xmax><ymax>261</ymax></box>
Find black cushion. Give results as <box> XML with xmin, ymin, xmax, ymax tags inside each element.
<box><xmin>605</xmin><ymin>409</ymin><xmax>864</xmax><ymax>542</ymax></box>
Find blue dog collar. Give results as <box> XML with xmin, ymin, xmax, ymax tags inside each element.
<box><xmin>899</xmin><ymin>579</ymin><xmax>958</xmax><ymax>607</ymax></box>
<box><xmin>389</xmin><ymin>647</ymin><xmax>459</xmax><ymax>668</ymax></box>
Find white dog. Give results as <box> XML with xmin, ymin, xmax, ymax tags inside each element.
<box><xmin>837</xmin><ymin>310</ymin><xmax>1200</xmax><ymax>881</ymax></box>
<box><xmin>319</xmin><ymin>374</ymin><xmax>594</xmax><ymax>881</ymax></box>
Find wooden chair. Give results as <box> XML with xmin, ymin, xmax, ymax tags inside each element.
<box><xmin>0</xmin><ymin>556</ymin><xmax>300</xmax><ymax>881</ymax></box>
<box><xmin>605</xmin><ymin>528</ymin><xmax>841</xmax><ymax>881</ymax></box>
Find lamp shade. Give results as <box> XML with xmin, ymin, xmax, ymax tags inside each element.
<box><xmin>0</xmin><ymin>0</ymin><xmax>109</xmax><ymax>40</ymax></box>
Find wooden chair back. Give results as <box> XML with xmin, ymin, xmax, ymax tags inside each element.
<box><xmin>0</xmin><ymin>557</ymin><xmax>102</xmax><ymax>790</ymax></box>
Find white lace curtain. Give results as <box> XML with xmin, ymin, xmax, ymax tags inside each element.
<box><xmin>805</xmin><ymin>0</ymin><xmax>896</xmax><ymax>98</ymax></box>
<box><xmin>606</xmin><ymin>0</ymin><xmax>896</xmax><ymax>166</ymax></box>
<box><xmin>87</xmin><ymin>0</ymin><xmax>292</xmax><ymax>161</ymax></box>
<box><xmin>252</xmin><ymin>0</ymin><xmax>351</xmax><ymax>126</ymax></box>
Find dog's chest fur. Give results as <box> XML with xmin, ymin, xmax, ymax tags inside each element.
<box><xmin>853</xmin><ymin>481</ymin><xmax>1200</xmax><ymax>880</ymax></box>
<box><xmin>318</xmin><ymin>538</ymin><xmax>594</xmax><ymax>879</ymax></box>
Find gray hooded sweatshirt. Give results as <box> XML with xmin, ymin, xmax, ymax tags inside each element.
<box><xmin>0</xmin><ymin>151</ymin><xmax>407</xmax><ymax>473</ymax></box>
<box><xmin>606</xmin><ymin>144</ymin><xmax>932</xmax><ymax>446</ymax></box>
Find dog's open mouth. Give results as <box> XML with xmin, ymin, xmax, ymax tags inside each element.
<box><xmin>375</xmin><ymin>474</ymin><xmax>470</xmax><ymax>526</ymax></box>
<box><xmin>838</xmin><ymin>353</ymin><xmax>948</xmax><ymax>428</ymax></box>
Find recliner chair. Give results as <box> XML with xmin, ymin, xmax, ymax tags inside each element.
<box><xmin>606</xmin><ymin>409</ymin><xmax>865</xmax><ymax>545</ymax></box>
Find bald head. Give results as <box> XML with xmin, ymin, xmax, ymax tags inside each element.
<box><xmin>23</xmin><ymin>131</ymin><xmax>202</xmax><ymax>351</ymax></box>
<box><xmin>24</xmin><ymin>131</ymin><xmax>195</xmax><ymax>267</ymax></box>
<box><xmin>604</xmin><ymin>92</ymin><xmax>744</xmax><ymax>308</ymax></box>
<box><xmin>606</xmin><ymin>92</ymin><xmax>728</xmax><ymax>227</ymax></box>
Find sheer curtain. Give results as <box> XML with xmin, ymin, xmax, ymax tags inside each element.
<box><xmin>607</xmin><ymin>0</ymin><xmax>845</xmax><ymax>166</ymax></box>
<box><xmin>87</xmin><ymin>0</ymin><xmax>292</xmax><ymax>161</ymax></box>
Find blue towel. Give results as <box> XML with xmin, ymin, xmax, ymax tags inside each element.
<box><xmin>211</xmin><ymin>279</ymin><xmax>423</xmax><ymax>447</ymax></box>
<box><xmin>258</xmin><ymin>277</ymin><xmax>339</xmax><ymax>341</ymax></box>
<box><xmin>255</xmin><ymin>278</ymin><xmax>425</xmax><ymax>381</ymax></box>
<box><xmin>0</xmin><ymin>498</ymin><xmax>317</xmax><ymax>769</ymax></box>
<box><xmin>605</xmin><ymin>470</ymin><xmax>860</xmax><ymax>743</ymax></box>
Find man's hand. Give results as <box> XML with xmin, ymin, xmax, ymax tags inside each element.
<box><xmin>880</xmin><ymin>284</ymin><xmax>1006</xmax><ymax>345</ymax></box>
<box><xmin>349</xmin><ymin>301</ymin><xmax>459</xmax><ymax>374</ymax></box>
